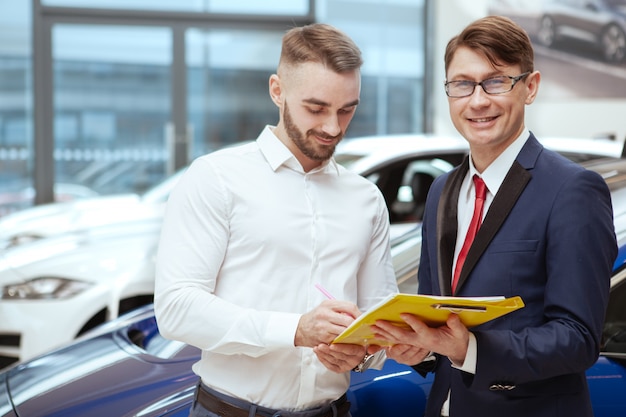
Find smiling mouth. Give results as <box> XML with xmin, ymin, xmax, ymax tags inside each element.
<box><xmin>316</xmin><ymin>135</ymin><xmax>334</xmax><ymax>143</ymax></box>
<box><xmin>311</xmin><ymin>131</ymin><xmax>341</xmax><ymax>144</ymax></box>
<box><xmin>470</xmin><ymin>117</ymin><xmax>496</xmax><ymax>123</ymax></box>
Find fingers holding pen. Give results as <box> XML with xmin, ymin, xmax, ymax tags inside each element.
<box><xmin>295</xmin><ymin>300</ymin><xmax>361</xmax><ymax>347</ymax></box>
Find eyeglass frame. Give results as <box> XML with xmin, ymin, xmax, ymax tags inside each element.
<box><xmin>444</xmin><ymin>72</ymin><xmax>531</xmax><ymax>98</ymax></box>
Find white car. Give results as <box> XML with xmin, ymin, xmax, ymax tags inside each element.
<box><xmin>0</xmin><ymin>134</ymin><xmax>620</xmax><ymax>368</ymax></box>
<box><xmin>0</xmin><ymin>172</ymin><xmax>181</xmax><ymax>250</ymax></box>
<box><xmin>0</xmin><ymin>219</ymin><xmax>161</xmax><ymax>366</ymax></box>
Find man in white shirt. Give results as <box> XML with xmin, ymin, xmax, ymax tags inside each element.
<box><xmin>154</xmin><ymin>23</ymin><xmax>398</xmax><ymax>417</ymax></box>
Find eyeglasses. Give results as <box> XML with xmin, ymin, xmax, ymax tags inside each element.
<box><xmin>444</xmin><ymin>72</ymin><xmax>530</xmax><ymax>98</ymax></box>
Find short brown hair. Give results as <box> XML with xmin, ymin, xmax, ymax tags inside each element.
<box><xmin>444</xmin><ymin>15</ymin><xmax>534</xmax><ymax>74</ymax></box>
<box><xmin>279</xmin><ymin>23</ymin><xmax>363</xmax><ymax>73</ymax></box>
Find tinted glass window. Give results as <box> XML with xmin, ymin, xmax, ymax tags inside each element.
<box><xmin>41</xmin><ymin>0</ymin><xmax>310</xmax><ymax>15</ymax></box>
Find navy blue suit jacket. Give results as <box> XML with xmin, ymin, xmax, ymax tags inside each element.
<box><xmin>418</xmin><ymin>133</ymin><xmax>617</xmax><ymax>417</ymax></box>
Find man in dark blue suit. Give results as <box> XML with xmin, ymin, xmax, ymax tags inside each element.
<box><xmin>370</xmin><ymin>15</ymin><xmax>617</xmax><ymax>417</ymax></box>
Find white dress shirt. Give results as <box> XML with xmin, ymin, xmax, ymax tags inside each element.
<box><xmin>154</xmin><ymin>125</ymin><xmax>398</xmax><ymax>411</ymax></box>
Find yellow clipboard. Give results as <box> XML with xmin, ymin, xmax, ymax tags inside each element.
<box><xmin>332</xmin><ymin>293</ymin><xmax>525</xmax><ymax>346</ymax></box>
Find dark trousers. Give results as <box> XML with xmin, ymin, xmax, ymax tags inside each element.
<box><xmin>188</xmin><ymin>381</ymin><xmax>351</xmax><ymax>417</ymax></box>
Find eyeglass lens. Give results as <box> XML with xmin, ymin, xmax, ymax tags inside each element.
<box><xmin>445</xmin><ymin>73</ymin><xmax>528</xmax><ymax>98</ymax></box>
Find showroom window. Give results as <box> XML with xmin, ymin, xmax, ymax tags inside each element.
<box><xmin>41</xmin><ymin>0</ymin><xmax>310</xmax><ymax>15</ymax></box>
<box><xmin>0</xmin><ymin>0</ymin><xmax>429</xmax><ymax>213</ymax></box>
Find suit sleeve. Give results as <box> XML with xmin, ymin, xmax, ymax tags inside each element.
<box><xmin>470</xmin><ymin>168</ymin><xmax>616</xmax><ymax>390</ymax></box>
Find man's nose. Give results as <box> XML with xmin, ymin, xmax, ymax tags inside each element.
<box><xmin>468</xmin><ymin>84</ymin><xmax>491</xmax><ymax>105</ymax></box>
<box><xmin>321</xmin><ymin>113</ymin><xmax>342</xmax><ymax>137</ymax></box>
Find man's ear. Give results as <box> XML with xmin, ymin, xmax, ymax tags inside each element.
<box><xmin>269</xmin><ymin>74</ymin><xmax>283</xmax><ymax>107</ymax></box>
<box><xmin>525</xmin><ymin>71</ymin><xmax>541</xmax><ymax>105</ymax></box>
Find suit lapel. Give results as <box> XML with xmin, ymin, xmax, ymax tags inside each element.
<box><xmin>437</xmin><ymin>158</ymin><xmax>468</xmax><ymax>296</ymax></box>
<box><xmin>436</xmin><ymin>132</ymin><xmax>543</xmax><ymax>295</ymax></box>
<box><xmin>454</xmin><ymin>161</ymin><xmax>531</xmax><ymax>292</ymax></box>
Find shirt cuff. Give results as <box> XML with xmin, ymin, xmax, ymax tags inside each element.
<box><xmin>451</xmin><ymin>332</ymin><xmax>477</xmax><ymax>374</ymax></box>
<box><xmin>266</xmin><ymin>312</ymin><xmax>302</xmax><ymax>348</ymax></box>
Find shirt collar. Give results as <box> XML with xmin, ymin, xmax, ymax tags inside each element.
<box><xmin>468</xmin><ymin>128</ymin><xmax>530</xmax><ymax>196</ymax></box>
<box><xmin>256</xmin><ymin>125</ymin><xmax>339</xmax><ymax>175</ymax></box>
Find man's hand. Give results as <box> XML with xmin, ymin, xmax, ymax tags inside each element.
<box><xmin>314</xmin><ymin>343</ymin><xmax>366</xmax><ymax>373</ymax></box>
<box><xmin>294</xmin><ymin>300</ymin><xmax>361</xmax><ymax>347</ymax></box>
<box><xmin>371</xmin><ymin>313</ymin><xmax>470</xmax><ymax>365</ymax></box>
<box><xmin>368</xmin><ymin>342</ymin><xmax>431</xmax><ymax>365</ymax></box>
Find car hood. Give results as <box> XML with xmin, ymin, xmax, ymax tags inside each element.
<box><xmin>0</xmin><ymin>306</ymin><xmax>199</xmax><ymax>417</ymax></box>
<box><xmin>0</xmin><ymin>194</ymin><xmax>164</xmax><ymax>249</ymax></box>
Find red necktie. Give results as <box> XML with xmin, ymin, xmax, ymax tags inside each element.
<box><xmin>452</xmin><ymin>175</ymin><xmax>487</xmax><ymax>294</ymax></box>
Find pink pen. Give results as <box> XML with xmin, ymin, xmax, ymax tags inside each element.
<box><xmin>315</xmin><ymin>283</ymin><xmax>336</xmax><ymax>300</ymax></box>
<box><xmin>315</xmin><ymin>283</ymin><xmax>356</xmax><ymax>319</ymax></box>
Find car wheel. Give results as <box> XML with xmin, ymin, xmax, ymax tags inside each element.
<box><xmin>537</xmin><ymin>16</ymin><xmax>556</xmax><ymax>47</ymax></box>
<box><xmin>601</xmin><ymin>24</ymin><xmax>626</xmax><ymax>63</ymax></box>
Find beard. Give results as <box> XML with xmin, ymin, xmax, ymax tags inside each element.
<box><xmin>283</xmin><ymin>101</ymin><xmax>343</xmax><ymax>162</ymax></box>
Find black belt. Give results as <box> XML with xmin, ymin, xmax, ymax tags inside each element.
<box><xmin>196</xmin><ymin>385</ymin><xmax>350</xmax><ymax>417</ymax></box>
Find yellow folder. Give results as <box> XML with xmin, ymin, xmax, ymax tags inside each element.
<box><xmin>332</xmin><ymin>293</ymin><xmax>525</xmax><ymax>346</ymax></box>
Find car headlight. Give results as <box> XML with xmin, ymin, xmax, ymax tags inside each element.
<box><xmin>1</xmin><ymin>277</ymin><xmax>92</xmax><ymax>300</ymax></box>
